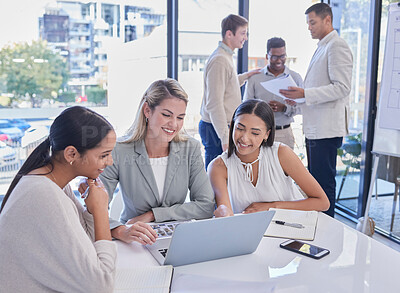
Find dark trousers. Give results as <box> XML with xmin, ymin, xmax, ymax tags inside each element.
<box><xmin>199</xmin><ymin>120</ymin><xmax>223</xmax><ymax>170</ymax></box>
<box><xmin>306</xmin><ymin>137</ymin><xmax>343</xmax><ymax>217</ymax></box>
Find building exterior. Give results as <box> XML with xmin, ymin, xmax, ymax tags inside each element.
<box><xmin>39</xmin><ymin>0</ymin><xmax>165</xmax><ymax>98</ymax></box>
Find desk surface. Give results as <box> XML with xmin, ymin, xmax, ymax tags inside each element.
<box><xmin>116</xmin><ymin>213</ymin><xmax>400</xmax><ymax>293</ymax></box>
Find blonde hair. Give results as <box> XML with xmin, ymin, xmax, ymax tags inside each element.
<box><xmin>121</xmin><ymin>78</ymin><xmax>189</xmax><ymax>143</ymax></box>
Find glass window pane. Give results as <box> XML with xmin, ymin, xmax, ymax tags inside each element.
<box><xmin>291</xmin><ymin>1</ymin><xmax>372</xmax><ymax>216</ymax></box>
<box><xmin>107</xmin><ymin>1</ymin><xmax>167</xmax><ymax>135</ymax></box>
<box><xmin>0</xmin><ymin>1</ymin><xmax>167</xmax><ymax>201</ymax></box>
<box><xmin>248</xmin><ymin>0</ymin><xmax>372</xmax><ymax>216</ymax></box>
<box><xmin>335</xmin><ymin>0</ymin><xmax>371</xmax><ymax>215</ymax></box>
<box><xmin>368</xmin><ymin>0</ymin><xmax>400</xmax><ymax>239</ymax></box>
<box><xmin>248</xmin><ymin>0</ymin><xmax>316</xmax><ymax>163</ymax></box>
<box><xmin>178</xmin><ymin>0</ymin><xmax>238</xmax><ymax>132</ymax></box>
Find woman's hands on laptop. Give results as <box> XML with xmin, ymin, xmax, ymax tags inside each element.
<box><xmin>78</xmin><ymin>178</ymin><xmax>157</xmax><ymax>245</ymax></box>
<box><xmin>111</xmin><ymin>223</ymin><xmax>157</xmax><ymax>245</ymax></box>
<box><xmin>214</xmin><ymin>204</ymin><xmax>234</xmax><ymax>217</ymax></box>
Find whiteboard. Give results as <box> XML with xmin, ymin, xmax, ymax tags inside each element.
<box><xmin>372</xmin><ymin>3</ymin><xmax>400</xmax><ymax>157</ymax></box>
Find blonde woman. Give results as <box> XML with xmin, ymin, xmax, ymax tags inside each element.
<box><xmin>80</xmin><ymin>79</ymin><xmax>214</xmax><ymax>244</ymax></box>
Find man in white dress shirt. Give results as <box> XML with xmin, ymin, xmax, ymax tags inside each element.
<box><xmin>280</xmin><ymin>3</ymin><xmax>353</xmax><ymax>217</ymax></box>
<box><xmin>244</xmin><ymin>37</ymin><xmax>303</xmax><ymax>149</ymax></box>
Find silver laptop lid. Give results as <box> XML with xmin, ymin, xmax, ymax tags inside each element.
<box><xmin>164</xmin><ymin>211</ymin><xmax>275</xmax><ymax>267</ymax></box>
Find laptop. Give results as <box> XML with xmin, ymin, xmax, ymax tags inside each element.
<box><xmin>146</xmin><ymin>210</ymin><xmax>275</xmax><ymax>267</ymax></box>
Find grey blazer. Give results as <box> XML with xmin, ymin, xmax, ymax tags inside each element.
<box><xmin>100</xmin><ymin>137</ymin><xmax>215</xmax><ymax>229</ymax></box>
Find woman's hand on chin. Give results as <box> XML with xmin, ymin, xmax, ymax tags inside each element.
<box><xmin>214</xmin><ymin>204</ymin><xmax>234</xmax><ymax>218</ymax></box>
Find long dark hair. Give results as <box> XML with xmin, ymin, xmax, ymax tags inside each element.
<box><xmin>0</xmin><ymin>106</ymin><xmax>113</xmax><ymax>213</ymax></box>
<box><xmin>228</xmin><ymin>99</ymin><xmax>275</xmax><ymax>157</ymax></box>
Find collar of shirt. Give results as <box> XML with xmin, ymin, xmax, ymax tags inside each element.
<box><xmin>218</xmin><ymin>41</ymin><xmax>235</xmax><ymax>55</ymax></box>
<box><xmin>317</xmin><ymin>30</ymin><xmax>337</xmax><ymax>47</ymax></box>
<box><xmin>263</xmin><ymin>65</ymin><xmax>290</xmax><ymax>77</ymax></box>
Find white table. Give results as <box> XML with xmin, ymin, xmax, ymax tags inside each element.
<box><xmin>116</xmin><ymin>213</ymin><xmax>400</xmax><ymax>292</ymax></box>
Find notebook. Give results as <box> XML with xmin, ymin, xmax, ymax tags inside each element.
<box><xmin>114</xmin><ymin>265</ymin><xmax>173</xmax><ymax>293</ymax></box>
<box><xmin>146</xmin><ymin>210</ymin><xmax>275</xmax><ymax>267</ymax></box>
<box><xmin>264</xmin><ymin>208</ymin><xmax>318</xmax><ymax>240</ymax></box>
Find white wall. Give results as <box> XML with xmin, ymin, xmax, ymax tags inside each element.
<box><xmin>106</xmin><ymin>27</ymin><xmax>167</xmax><ymax>136</ymax></box>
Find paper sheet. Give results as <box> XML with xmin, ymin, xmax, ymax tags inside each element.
<box><xmin>114</xmin><ymin>266</ymin><xmax>173</xmax><ymax>293</ymax></box>
<box><xmin>260</xmin><ymin>75</ymin><xmax>305</xmax><ymax>103</ymax></box>
<box><xmin>264</xmin><ymin>209</ymin><xmax>318</xmax><ymax>241</ymax></box>
<box><xmin>171</xmin><ymin>272</ymin><xmax>276</xmax><ymax>293</ymax></box>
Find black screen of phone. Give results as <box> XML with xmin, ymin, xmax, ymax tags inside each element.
<box><xmin>285</xmin><ymin>241</ymin><xmax>325</xmax><ymax>256</ymax></box>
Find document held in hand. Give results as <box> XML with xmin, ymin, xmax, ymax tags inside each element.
<box><xmin>260</xmin><ymin>74</ymin><xmax>306</xmax><ymax>103</ymax></box>
<box><xmin>114</xmin><ymin>265</ymin><xmax>173</xmax><ymax>293</ymax></box>
<box><xmin>264</xmin><ymin>208</ymin><xmax>318</xmax><ymax>240</ymax></box>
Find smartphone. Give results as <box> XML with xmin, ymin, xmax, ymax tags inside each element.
<box><xmin>280</xmin><ymin>239</ymin><xmax>330</xmax><ymax>259</ymax></box>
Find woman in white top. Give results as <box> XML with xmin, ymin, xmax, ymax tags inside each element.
<box><xmin>79</xmin><ymin>79</ymin><xmax>214</xmax><ymax>244</ymax></box>
<box><xmin>0</xmin><ymin>106</ymin><xmax>143</xmax><ymax>292</ymax></box>
<box><xmin>208</xmin><ymin>99</ymin><xmax>329</xmax><ymax>217</ymax></box>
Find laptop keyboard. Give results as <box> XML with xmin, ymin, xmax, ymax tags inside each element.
<box><xmin>150</xmin><ymin>220</ymin><xmax>194</xmax><ymax>239</ymax></box>
<box><xmin>149</xmin><ymin>222</ymin><xmax>179</xmax><ymax>239</ymax></box>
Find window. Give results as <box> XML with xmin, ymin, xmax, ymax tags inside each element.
<box><xmin>334</xmin><ymin>0</ymin><xmax>371</xmax><ymax>216</ymax></box>
<box><xmin>248</xmin><ymin>0</ymin><xmax>316</xmax><ymax>162</ymax></box>
<box><xmin>0</xmin><ymin>1</ymin><xmax>168</xmax><ymax>196</ymax></box>
<box><xmin>248</xmin><ymin>0</ymin><xmax>374</xmax><ymax>219</ymax></box>
<box><xmin>178</xmin><ymin>0</ymin><xmax>238</xmax><ymax>131</ymax></box>
<box><xmin>106</xmin><ymin>1</ymin><xmax>167</xmax><ymax>136</ymax></box>
<box><xmin>365</xmin><ymin>0</ymin><xmax>400</xmax><ymax>239</ymax></box>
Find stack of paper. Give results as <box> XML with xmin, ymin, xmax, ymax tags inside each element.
<box><xmin>260</xmin><ymin>75</ymin><xmax>306</xmax><ymax>103</ymax></box>
<box><xmin>114</xmin><ymin>265</ymin><xmax>173</xmax><ymax>293</ymax></box>
<box><xmin>264</xmin><ymin>208</ymin><xmax>318</xmax><ymax>240</ymax></box>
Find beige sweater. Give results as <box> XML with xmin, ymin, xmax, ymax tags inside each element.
<box><xmin>302</xmin><ymin>30</ymin><xmax>353</xmax><ymax>139</ymax></box>
<box><xmin>200</xmin><ymin>42</ymin><xmax>248</xmax><ymax>145</ymax></box>
<box><xmin>0</xmin><ymin>176</ymin><xmax>116</xmax><ymax>293</ymax></box>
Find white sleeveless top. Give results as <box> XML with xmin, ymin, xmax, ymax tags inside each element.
<box><xmin>220</xmin><ymin>142</ymin><xmax>304</xmax><ymax>213</ymax></box>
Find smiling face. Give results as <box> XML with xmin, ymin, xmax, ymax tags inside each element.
<box><xmin>77</xmin><ymin>130</ymin><xmax>116</xmax><ymax>179</ymax></box>
<box><xmin>224</xmin><ymin>25</ymin><xmax>248</xmax><ymax>50</ymax></box>
<box><xmin>306</xmin><ymin>11</ymin><xmax>332</xmax><ymax>40</ymax></box>
<box><xmin>233</xmin><ymin>113</ymin><xmax>270</xmax><ymax>161</ymax></box>
<box><xmin>267</xmin><ymin>47</ymin><xmax>286</xmax><ymax>74</ymax></box>
<box><xmin>144</xmin><ymin>97</ymin><xmax>187</xmax><ymax>143</ymax></box>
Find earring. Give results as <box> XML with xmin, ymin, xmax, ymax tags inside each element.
<box><xmin>145</xmin><ymin>117</ymin><xmax>148</xmax><ymax>123</ymax></box>
<box><xmin>70</xmin><ymin>161</ymin><xmax>73</xmax><ymax>165</ymax></box>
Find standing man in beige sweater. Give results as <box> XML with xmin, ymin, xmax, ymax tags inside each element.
<box><xmin>199</xmin><ymin>14</ymin><xmax>260</xmax><ymax>169</ymax></box>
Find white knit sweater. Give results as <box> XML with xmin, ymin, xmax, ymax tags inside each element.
<box><xmin>0</xmin><ymin>175</ymin><xmax>117</xmax><ymax>293</ymax></box>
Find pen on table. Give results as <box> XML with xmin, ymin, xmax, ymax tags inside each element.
<box><xmin>274</xmin><ymin>220</ymin><xmax>304</xmax><ymax>229</ymax></box>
